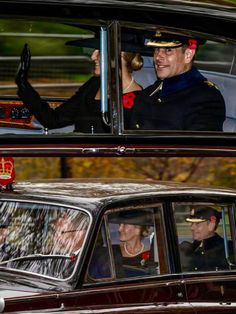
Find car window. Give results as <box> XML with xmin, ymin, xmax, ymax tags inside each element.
<box><xmin>0</xmin><ymin>201</ymin><xmax>90</xmax><ymax>279</ymax></box>
<box><xmin>0</xmin><ymin>19</ymin><xmax>94</xmax><ymax>98</ymax></box>
<box><xmin>0</xmin><ymin>18</ymin><xmax>111</xmax><ymax>135</ymax></box>
<box><xmin>174</xmin><ymin>202</ymin><xmax>236</xmax><ymax>272</ymax></box>
<box><xmin>85</xmin><ymin>205</ymin><xmax>168</xmax><ymax>283</ymax></box>
<box><xmin>123</xmin><ymin>25</ymin><xmax>236</xmax><ymax>134</ymax></box>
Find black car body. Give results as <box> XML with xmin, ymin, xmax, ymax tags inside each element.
<box><xmin>0</xmin><ymin>179</ymin><xmax>236</xmax><ymax>313</ymax></box>
<box><xmin>0</xmin><ymin>0</ymin><xmax>235</xmax><ymax>156</ymax></box>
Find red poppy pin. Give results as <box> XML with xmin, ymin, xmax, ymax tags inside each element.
<box><xmin>70</xmin><ymin>254</ymin><xmax>77</xmax><ymax>262</ymax></box>
<box><xmin>188</xmin><ymin>39</ymin><xmax>197</xmax><ymax>49</ymax></box>
<box><xmin>122</xmin><ymin>92</ymin><xmax>136</xmax><ymax>109</ymax></box>
<box><xmin>141</xmin><ymin>251</ymin><xmax>150</xmax><ymax>266</ymax></box>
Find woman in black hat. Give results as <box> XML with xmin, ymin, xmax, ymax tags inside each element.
<box><xmin>110</xmin><ymin>210</ymin><xmax>154</xmax><ymax>276</ymax></box>
<box><xmin>15</xmin><ymin>43</ymin><xmax>143</xmax><ymax>133</ymax></box>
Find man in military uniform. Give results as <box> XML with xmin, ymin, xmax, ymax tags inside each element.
<box><xmin>130</xmin><ymin>32</ymin><xmax>225</xmax><ymax>131</ymax></box>
<box><xmin>180</xmin><ymin>207</ymin><xmax>232</xmax><ymax>271</ymax></box>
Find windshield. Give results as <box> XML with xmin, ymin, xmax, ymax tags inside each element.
<box><xmin>0</xmin><ymin>201</ymin><xmax>89</xmax><ymax>280</ymax></box>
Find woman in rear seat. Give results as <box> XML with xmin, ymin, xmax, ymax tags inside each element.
<box><xmin>15</xmin><ymin>42</ymin><xmax>143</xmax><ymax>133</ymax></box>
<box><xmin>109</xmin><ymin>210</ymin><xmax>155</xmax><ymax>277</ymax></box>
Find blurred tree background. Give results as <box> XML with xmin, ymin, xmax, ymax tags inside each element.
<box><xmin>14</xmin><ymin>157</ymin><xmax>236</xmax><ymax>189</ymax></box>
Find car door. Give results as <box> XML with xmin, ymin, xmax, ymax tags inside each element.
<box><xmin>79</xmin><ymin>203</ymin><xmax>194</xmax><ymax>313</ymax></box>
<box><xmin>174</xmin><ymin>200</ymin><xmax>236</xmax><ymax>314</ymax></box>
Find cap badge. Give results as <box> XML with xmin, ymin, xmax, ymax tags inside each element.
<box><xmin>155</xmin><ymin>31</ymin><xmax>162</xmax><ymax>37</ymax></box>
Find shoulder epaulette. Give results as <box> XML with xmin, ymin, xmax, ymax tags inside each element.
<box><xmin>204</xmin><ymin>80</ymin><xmax>219</xmax><ymax>90</ymax></box>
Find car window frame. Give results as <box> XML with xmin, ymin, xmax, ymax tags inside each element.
<box><xmin>173</xmin><ymin>201</ymin><xmax>236</xmax><ymax>273</ymax></box>
<box><xmin>83</xmin><ymin>203</ymin><xmax>171</xmax><ymax>286</ymax></box>
<box><xmin>0</xmin><ymin>198</ymin><xmax>92</xmax><ymax>284</ymax></box>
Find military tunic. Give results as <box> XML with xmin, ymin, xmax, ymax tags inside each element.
<box><xmin>180</xmin><ymin>233</ymin><xmax>232</xmax><ymax>272</ymax></box>
<box><xmin>130</xmin><ymin>67</ymin><xmax>225</xmax><ymax>131</ymax></box>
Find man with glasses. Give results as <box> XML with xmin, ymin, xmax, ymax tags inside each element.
<box><xmin>52</xmin><ymin>213</ymin><xmax>87</xmax><ymax>256</ymax></box>
<box><xmin>44</xmin><ymin>212</ymin><xmax>88</xmax><ymax>278</ymax></box>
<box><xmin>130</xmin><ymin>32</ymin><xmax>225</xmax><ymax>131</ymax></box>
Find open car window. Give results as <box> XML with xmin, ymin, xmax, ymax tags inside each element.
<box><xmin>0</xmin><ymin>20</ymin><xmax>94</xmax><ymax>98</ymax></box>
<box><xmin>122</xmin><ymin>25</ymin><xmax>236</xmax><ymax>133</ymax></box>
<box><xmin>0</xmin><ymin>201</ymin><xmax>90</xmax><ymax>280</ymax></box>
<box><xmin>0</xmin><ymin>18</ymin><xmax>111</xmax><ymax>135</ymax></box>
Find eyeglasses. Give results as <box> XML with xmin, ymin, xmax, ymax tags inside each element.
<box><xmin>61</xmin><ymin>229</ymin><xmax>78</xmax><ymax>234</ymax></box>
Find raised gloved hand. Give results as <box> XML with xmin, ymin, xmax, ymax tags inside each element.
<box><xmin>15</xmin><ymin>43</ymin><xmax>31</xmax><ymax>92</ymax></box>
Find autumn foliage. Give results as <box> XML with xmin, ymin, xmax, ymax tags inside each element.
<box><xmin>13</xmin><ymin>157</ymin><xmax>236</xmax><ymax>189</ymax></box>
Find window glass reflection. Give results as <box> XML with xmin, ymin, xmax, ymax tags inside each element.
<box><xmin>0</xmin><ymin>201</ymin><xmax>89</xmax><ymax>279</ymax></box>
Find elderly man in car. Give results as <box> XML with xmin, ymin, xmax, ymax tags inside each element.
<box><xmin>130</xmin><ymin>32</ymin><xmax>225</xmax><ymax>131</ymax></box>
<box><xmin>180</xmin><ymin>207</ymin><xmax>233</xmax><ymax>271</ymax></box>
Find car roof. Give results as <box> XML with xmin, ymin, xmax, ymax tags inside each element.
<box><xmin>2</xmin><ymin>179</ymin><xmax>236</xmax><ymax>210</ymax></box>
<box><xmin>1</xmin><ymin>0</ymin><xmax>236</xmax><ymax>40</ymax></box>
<box><xmin>5</xmin><ymin>0</ymin><xmax>236</xmax><ymax>8</ymax></box>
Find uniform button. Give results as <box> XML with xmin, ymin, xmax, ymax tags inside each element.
<box><xmin>136</xmin><ymin>124</ymin><xmax>140</xmax><ymax>129</ymax></box>
<box><xmin>158</xmin><ymin>98</ymin><xmax>162</xmax><ymax>103</ymax></box>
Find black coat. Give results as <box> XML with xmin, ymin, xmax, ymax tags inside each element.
<box><xmin>18</xmin><ymin>76</ymin><xmax>139</xmax><ymax>133</ymax></box>
<box><xmin>18</xmin><ymin>76</ymin><xmax>109</xmax><ymax>133</ymax></box>
<box><xmin>180</xmin><ymin>233</ymin><xmax>232</xmax><ymax>272</ymax></box>
<box><xmin>130</xmin><ymin>67</ymin><xmax>226</xmax><ymax>131</ymax></box>
<box><xmin>88</xmin><ymin>245</ymin><xmax>155</xmax><ymax>280</ymax></box>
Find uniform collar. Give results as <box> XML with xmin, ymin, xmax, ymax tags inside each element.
<box><xmin>151</xmin><ymin>67</ymin><xmax>206</xmax><ymax>98</ymax></box>
<box><xmin>193</xmin><ymin>233</ymin><xmax>222</xmax><ymax>251</ymax></box>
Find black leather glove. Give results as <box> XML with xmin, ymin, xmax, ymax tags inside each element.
<box><xmin>15</xmin><ymin>43</ymin><xmax>31</xmax><ymax>92</ymax></box>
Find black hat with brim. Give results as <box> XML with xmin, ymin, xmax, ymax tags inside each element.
<box><xmin>66</xmin><ymin>33</ymin><xmax>153</xmax><ymax>56</ymax></box>
<box><xmin>186</xmin><ymin>206</ymin><xmax>221</xmax><ymax>223</ymax></box>
<box><xmin>109</xmin><ymin>210</ymin><xmax>153</xmax><ymax>226</ymax></box>
<box><xmin>145</xmin><ymin>32</ymin><xmax>206</xmax><ymax>49</ymax></box>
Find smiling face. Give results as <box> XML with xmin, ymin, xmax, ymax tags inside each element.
<box><xmin>153</xmin><ymin>46</ymin><xmax>195</xmax><ymax>80</ymax></box>
<box><xmin>118</xmin><ymin>223</ymin><xmax>142</xmax><ymax>242</ymax></box>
